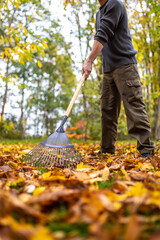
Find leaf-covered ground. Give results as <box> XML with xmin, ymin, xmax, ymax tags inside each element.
<box><xmin>0</xmin><ymin>141</ymin><xmax>160</xmax><ymax>240</ymax></box>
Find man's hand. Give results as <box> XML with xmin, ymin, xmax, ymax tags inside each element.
<box><xmin>82</xmin><ymin>59</ymin><xmax>93</xmax><ymax>80</ymax></box>
<box><xmin>81</xmin><ymin>40</ymin><xmax>103</xmax><ymax>80</ymax></box>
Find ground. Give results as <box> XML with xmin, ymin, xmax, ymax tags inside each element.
<box><xmin>0</xmin><ymin>140</ymin><xmax>160</xmax><ymax>240</ymax></box>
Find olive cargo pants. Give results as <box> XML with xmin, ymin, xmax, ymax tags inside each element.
<box><xmin>101</xmin><ymin>64</ymin><xmax>155</xmax><ymax>154</ymax></box>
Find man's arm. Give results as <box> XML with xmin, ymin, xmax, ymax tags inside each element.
<box><xmin>82</xmin><ymin>40</ymin><xmax>103</xmax><ymax>79</ymax></box>
<box><xmin>82</xmin><ymin>1</ymin><xmax>123</xmax><ymax>79</ymax></box>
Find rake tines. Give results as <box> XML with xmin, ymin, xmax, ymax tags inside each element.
<box><xmin>25</xmin><ymin>143</ymin><xmax>81</xmax><ymax>168</ymax></box>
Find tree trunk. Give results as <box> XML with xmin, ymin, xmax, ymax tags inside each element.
<box><xmin>1</xmin><ymin>58</ymin><xmax>9</xmax><ymax>120</ymax></box>
<box><xmin>19</xmin><ymin>73</ymin><xmax>25</xmax><ymax>136</ymax></box>
<box><xmin>155</xmin><ymin>40</ymin><xmax>160</xmax><ymax>140</ymax></box>
<box><xmin>155</xmin><ymin>96</ymin><xmax>160</xmax><ymax>140</ymax></box>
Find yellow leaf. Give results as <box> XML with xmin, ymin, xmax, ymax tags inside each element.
<box><xmin>136</xmin><ymin>162</ymin><xmax>143</xmax><ymax>169</ymax></box>
<box><xmin>76</xmin><ymin>162</ymin><xmax>90</xmax><ymax>169</ymax></box>
<box><xmin>2</xmin><ymin>216</ymin><xmax>33</xmax><ymax>231</ymax></box>
<box><xmin>2</xmin><ymin>52</ymin><xmax>6</xmax><ymax>58</ymax></box>
<box><xmin>153</xmin><ymin>171</ymin><xmax>160</xmax><ymax>178</ymax></box>
<box><xmin>89</xmin><ymin>177</ymin><xmax>103</xmax><ymax>183</ymax></box>
<box><xmin>37</xmin><ymin>60</ymin><xmax>42</xmax><ymax>68</ymax></box>
<box><xmin>120</xmin><ymin>168</ymin><xmax>127</xmax><ymax>176</ymax></box>
<box><xmin>15</xmin><ymin>36</ymin><xmax>20</xmax><ymax>42</ymax></box>
<box><xmin>107</xmin><ymin>158</ymin><xmax>113</xmax><ymax>163</ymax></box>
<box><xmin>42</xmin><ymin>41</ymin><xmax>48</xmax><ymax>49</ymax></box>
<box><xmin>1</xmin><ymin>36</ymin><xmax>4</xmax><ymax>44</ymax></box>
<box><xmin>107</xmin><ymin>190</ymin><xmax>126</xmax><ymax>202</ymax></box>
<box><xmin>20</xmin><ymin>149</ymin><xmax>30</xmax><ymax>154</ymax></box>
<box><xmin>33</xmin><ymin>187</ymin><xmax>46</xmax><ymax>196</ymax></box>
<box><xmin>34</xmin><ymin>45</ymin><xmax>37</xmax><ymax>51</ymax></box>
<box><xmin>30</xmin><ymin>227</ymin><xmax>54</xmax><ymax>240</ymax></box>
<box><xmin>41</xmin><ymin>171</ymin><xmax>51</xmax><ymax>180</ymax></box>
<box><xmin>149</xmin><ymin>191</ymin><xmax>160</xmax><ymax>207</ymax></box>
<box><xmin>23</xmin><ymin>26</ymin><xmax>27</xmax><ymax>36</ymax></box>
<box><xmin>113</xmin><ymin>202</ymin><xmax>122</xmax><ymax>210</ymax></box>
<box><xmin>15</xmin><ymin>0</ymin><xmax>20</xmax><ymax>9</ymax></box>
<box><xmin>127</xmin><ymin>183</ymin><xmax>147</xmax><ymax>197</ymax></box>
<box><xmin>97</xmin><ymin>162</ymin><xmax>102</xmax><ymax>165</ymax></box>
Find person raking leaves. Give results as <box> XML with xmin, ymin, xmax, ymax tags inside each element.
<box><xmin>82</xmin><ymin>0</ymin><xmax>155</xmax><ymax>158</ymax></box>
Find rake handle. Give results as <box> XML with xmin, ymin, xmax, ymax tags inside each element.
<box><xmin>65</xmin><ymin>74</ymin><xmax>86</xmax><ymax>117</ymax></box>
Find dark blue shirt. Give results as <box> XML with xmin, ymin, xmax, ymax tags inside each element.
<box><xmin>94</xmin><ymin>0</ymin><xmax>137</xmax><ymax>73</ymax></box>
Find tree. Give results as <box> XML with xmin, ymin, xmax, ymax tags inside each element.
<box><xmin>0</xmin><ymin>0</ymin><xmax>47</xmax><ymax>128</ymax></box>
<box><xmin>126</xmin><ymin>0</ymin><xmax>160</xmax><ymax>139</ymax></box>
<box><xmin>147</xmin><ymin>0</ymin><xmax>160</xmax><ymax>139</ymax></box>
<box><xmin>26</xmin><ymin>21</ymin><xmax>76</xmax><ymax>136</ymax></box>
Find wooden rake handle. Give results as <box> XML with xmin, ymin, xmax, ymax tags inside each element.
<box><xmin>65</xmin><ymin>74</ymin><xmax>86</xmax><ymax>117</ymax></box>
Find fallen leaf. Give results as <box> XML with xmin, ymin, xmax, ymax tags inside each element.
<box><xmin>24</xmin><ymin>184</ymin><xmax>36</xmax><ymax>194</ymax></box>
<box><xmin>102</xmin><ymin>167</ymin><xmax>110</xmax><ymax>181</ymax></box>
<box><xmin>30</xmin><ymin>227</ymin><xmax>54</xmax><ymax>240</ymax></box>
<box><xmin>109</xmin><ymin>163</ymin><xmax>122</xmax><ymax>170</ymax></box>
<box><xmin>40</xmin><ymin>171</ymin><xmax>52</xmax><ymax>180</ymax></box>
<box><xmin>0</xmin><ymin>165</ymin><xmax>11</xmax><ymax>171</ymax></box>
<box><xmin>140</xmin><ymin>163</ymin><xmax>154</xmax><ymax>172</ymax></box>
<box><xmin>76</xmin><ymin>162</ymin><xmax>90</xmax><ymax>169</ymax></box>
<box><xmin>124</xmin><ymin>215</ymin><xmax>141</xmax><ymax>240</ymax></box>
<box><xmin>130</xmin><ymin>171</ymin><xmax>147</xmax><ymax>181</ymax></box>
<box><xmin>33</xmin><ymin>187</ymin><xmax>46</xmax><ymax>196</ymax></box>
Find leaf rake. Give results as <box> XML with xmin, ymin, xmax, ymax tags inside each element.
<box><xmin>25</xmin><ymin>75</ymin><xmax>86</xmax><ymax>168</ymax></box>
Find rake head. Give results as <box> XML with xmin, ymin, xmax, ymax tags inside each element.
<box><xmin>24</xmin><ymin>116</ymin><xmax>82</xmax><ymax>168</ymax></box>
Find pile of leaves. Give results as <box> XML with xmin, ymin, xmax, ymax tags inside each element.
<box><xmin>0</xmin><ymin>141</ymin><xmax>160</xmax><ymax>240</ymax></box>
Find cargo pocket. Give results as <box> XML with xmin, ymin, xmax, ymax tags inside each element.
<box><xmin>126</xmin><ymin>79</ymin><xmax>143</xmax><ymax>103</ymax></box>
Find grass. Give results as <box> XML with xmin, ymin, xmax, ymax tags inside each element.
<box><xmin>0</xmin><ymin>138</ymin><xmax>44</xmax><ymax>144</ymax></box>
<box><xmin>0</xmin><ymin>138</ymin><xmax>137</xmax><ymax>145</ymax></box>
<box><xmin>48</xmin><ymin>222</ymin><xmax>89</xmax><ymax>238</ymax></box>
<box><xmin>0</xmin><ymin>138</ymin><xmax>158</xmax><ymax>145</ymax></box>
<box><xmin>98</xmin><ymin>180</ymin><xmax>115</xmax><ymax>189</ymax></box>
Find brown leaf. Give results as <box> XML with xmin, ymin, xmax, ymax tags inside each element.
<box><xmin>0</xmin><ymin>165</ymin><xmax>12</xmax><ymax>172</ymax></box>
<box><xmin>110</xmin><ymin>181</ymin><xmax>128</xmax><ymax>193</ymax></box>
<box><xmin>71</xmin><ymin>172</ymin><xmax>91</xmax><ymax>181</ymax></box>
<box><xmin>0</xmin><ymin>192</ymin><xmax>45</xmax><ymax>220</ymax></box>
<box><xmin>98</xmin><ymin>194</ymin><xmax>116</xmax><ymax>212</ymax></box>
<box><xmin>109</xmin><ymin>163</ymin><xmax>122</xmax><ymax>170</ymax></box>
<box><xmin>89</xmin><ymin>170</ymin><xmax>102</xmax><ymax>178</ymax></box>
<box><xmin>140</xmin><ymin>163</ymin><xmax>154</xmax><ymax>172</ymax></box>
<box><xmin>130</xmin><ymin>171</ymin><xmax>147</xmax><ymax>181</ymax></box>
<box><xmin>26</xmin><ymin>189</ymin><xmax>80</xmax><ymax>206</ymax></box>
<box><xmin>97</xmin><ymin>164</ymin><xmax>105</xmax><ymax>170</ymax></box>
<box><xmin>124</xmin><ymin>215</ymin><xmax>141</xmax><ymax>240</ymax></box>
<box><xmin>102</xmin><ymin>167</ymin><xmax>110</xmax><ymax>181</ymax></box>
<box><xmin>149</xmin><ymin>231</ymin><xmax>160</xmax><ymax>240</ymax></box>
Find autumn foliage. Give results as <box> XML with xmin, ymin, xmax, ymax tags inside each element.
<box><xmin>0</xmin><ymin>141</ymin><xmax>160</xmax><ymax>240</ymax></box>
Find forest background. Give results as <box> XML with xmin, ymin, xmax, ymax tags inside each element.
<box><xmin>0</xmin><ymin>0</ymin><xmax>160</xmax><ymax>142</ymax></box>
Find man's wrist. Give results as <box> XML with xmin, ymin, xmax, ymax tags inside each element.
<box><xmin>86</xmin><ymin>57</ymin><xmax>94</xmax><ymax>64</ymax></box>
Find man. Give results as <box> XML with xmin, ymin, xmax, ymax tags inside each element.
<box><xmin>82</xmin><ymin>0</ymin><xmax>154</xmax><ymax>157</ymax></box>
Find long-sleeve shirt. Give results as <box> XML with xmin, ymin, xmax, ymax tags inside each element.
<box><xmin>94</xmin><ymin>0</ymin><xmax>137</xmax><ymax>73</ymax></box>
